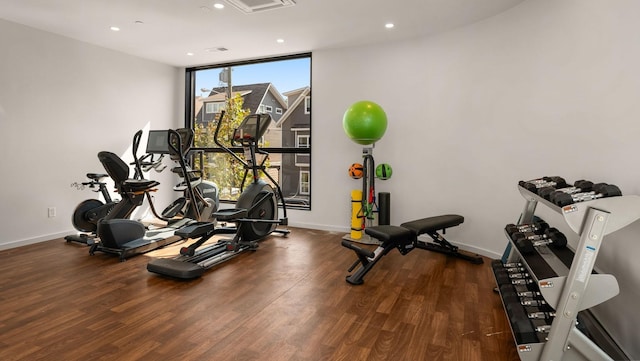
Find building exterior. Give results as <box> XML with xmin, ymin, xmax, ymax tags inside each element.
<box><xmin>195</xmin><ymin>83</ymin><xmax>287</xmax><ymax>127</ymax></box>
<box><xmin>276</xmin><ymin>86</ymin><xmax>311</xmax><ymax>206</ymax></box>
<box><xmin>194</xmin><ymin>83</ymin><xmax>311</xmax><ymax>207</ymax></box>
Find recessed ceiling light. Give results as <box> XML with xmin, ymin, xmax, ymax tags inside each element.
<box><xmin>276</xmin><ymin>38</ymin><xmax>285</xmax><ymax>43</ymax></box>
<box><xmin>213</xmin><ymin>3</ymin><xmax>225</xmax><ymax>9</ymax></box>
<box><xmin>385</xmin><ymin>23</ymin><xmax>394</xmax><ymax>29</ymax></box>
<box><xmin>186</xmin><ymin>52</ymin><xmax>194</xmax><ymax>56</ymax></box>
<box><xmin>134</xmin><ymin>20</ymin><xmax>144</xmax><ymax>25</ymax></box>
<box><xmin>110</xmin><ymin>26</ymin><xmax>120</xmax><ymax>31</ymax></box>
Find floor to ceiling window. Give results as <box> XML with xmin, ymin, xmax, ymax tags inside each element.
<box><xmin>185</xmin><ymin>54</ymin><xmax>312</xmax><ymax>209</ymax></box>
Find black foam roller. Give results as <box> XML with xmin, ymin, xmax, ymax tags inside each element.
<box><xmin>378</xmin><ymin>192</ymin><xmax>390</xmax><ymax>225</ymax></box>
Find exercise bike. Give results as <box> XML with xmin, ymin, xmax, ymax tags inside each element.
<box><xmin>65</xmin><ymin>150</ymin><xmax>166</xmax><ymax>246</ymax></box>
<box><xmin>65</xmin><ymin>173</ymin><xmax>115</xmax><ymax>245</ymax></box>
<box><xmin>146</xmin><ymin>112</ymin><xmax>290</xmax><ymax>279</ymax></box>
<box><xmin>89</xmin><ymin>129</ymin><xmax>210</xmax><ymax>260</ymax></box>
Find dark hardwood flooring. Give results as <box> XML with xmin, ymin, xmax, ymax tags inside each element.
<box><xmin>0</xmin><ymin>227</ymin><xmax>520</xmax><ymax>361</ymax></box>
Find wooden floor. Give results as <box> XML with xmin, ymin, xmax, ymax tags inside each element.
<box><xmin>0</xmin><ymin>227</ymin><xmax>520</xmax><ymax>361</ymax></box>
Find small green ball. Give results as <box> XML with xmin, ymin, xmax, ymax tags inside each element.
<box><xmin>376</xmin><ymin>164</ymin><xmax>392</xmax><ymax>180</ymax></box>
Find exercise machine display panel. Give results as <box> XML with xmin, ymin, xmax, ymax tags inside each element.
<box><xmin>146</xmin><ymin>130</ymin><xmax>170</xmax><ymax>154</ymax></box>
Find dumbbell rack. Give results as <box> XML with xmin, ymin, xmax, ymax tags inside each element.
<box><xmin>493</xmin><ymin>183</ymin><xmax>640</xmax><ymax>361</ymax></box>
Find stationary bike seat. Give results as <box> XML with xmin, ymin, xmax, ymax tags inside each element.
<box><xmin>122</xmin><ymin>179</ymin><xmax>160</xmax><ymax>192</ymax></box>
<box><xmin>86</xmin><ymin>173</ymin><xmax>109</xmax><ymax>180</ymax></box>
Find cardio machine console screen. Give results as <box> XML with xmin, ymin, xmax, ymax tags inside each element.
<box><xmin>233</xmin><ymin>114</ymin><xmax>272</xmax><ymax>142</ymax></box>
<box><xmin>146</xmin><ymin>130</ymin><xmax>169</xmax><ymax>154</ymax></box>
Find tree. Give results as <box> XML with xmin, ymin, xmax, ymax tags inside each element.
<box><xmin>194</xmin><ymin>93</ymin><xmax>250</xmax><ymax>200</ymax></box>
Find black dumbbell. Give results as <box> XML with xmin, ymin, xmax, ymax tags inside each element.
<box><xmin>546</xmin><ymin>179</ymin><xmax>595</xmax><ymax>203</ymax></box>
<box><xmin>505</xmin><ymin>302</ymin><xmax>540</xmax><ymax>344</ymax></box>
<box><xmin>514</xmin><ymin>228</ymin><xmax>567</xmax><ymax>255</ymax></box>
<box><xmin>494</xmin><ymin>268</ymin><xmax>511</xmax><ymax>285</ymax></box>
<box><xmin>499</xmin><ymin>283</ymin><xmax>517</xmax><ymax>295</ymax></box>
<box><xmin>503</xmin><ymin>292</ymin><xmax>548</xmax><ymax>309</ymax></box>
<box><xmin>502</xmin><ymin>291</ymin><xmax>521</xmax><ymax>308</ymax></box>
<box><xmin>528</xmin><ymin>311</ymin><xmax>556</xmax><ymax>321</ymax></box>
<box><xmin>511</xmin><ymin>278</ymin><xmax>536</xmax><ymax>286</ymax></box>
<box><xmin>504</xmin><ymin>266</ymin><xmax>527</xmax><ymax>273</ymax></box>
<box><xmin>504</xmin><ymin>292</ymin><xmax>532</xmax><ymax>318</ymax></box>
<box><xmin>524</xmin><ymin>304</ymin><xmax>554</xmax><ymax>315</ymax></box>
<box><xmin>495</xmin><ymin>268</ymin><xmax>530</xmax><ymax>284</ymax></box>
<box><xmin>497</xmin><ymin>271</ymin><xmax>535</xmax><ymax>286</ymax></box>
<box><xmin>516</xmin><ymin>289</ymin><xmax>542</xmax><ymax>298</ymax></box>
<box><xmin>553</xmin><ymin>183</ymin><xmax>622</xmax><ymax>207</ymax></box>
<box><xmin>519</xmin><ymin>176</ymin><xmax>568</xmax><ymax>194</ymax></box>
<box><xmin>505</xmin><ymin>220</ymin><xmax>549</xmax><ymax>236</ymax></box>
<box><xmin>520</xmin><ymin>297</ymin><xmax>547</xmax><ymax>307</ymax></box>
<box><xmin>534</xmin><ymin>324</ymin><xmax>552</xmax><ymax>333</ymax></box>
<box><xmin>502</xmin><ymin>262</ymin><xmax>522</xmax><ymax>268</ymax></box>
<box><xmin>513</xmin><ymin>283</ymin><xmax>540</xmax><ymax>294</ymax></box>
<box><xmin>508</xmin><ymin>272</ymin><xmax>530</xmax><ymax>279</ymax></box>
<box><xmin>539</xmin><ymin>179</ymin><xmax>594</xmax><ymax>202</ymax></box>
<box><xmin>492</xmin><ymin>260</ymin><xmax>522</xmax><ymax>270</ymax></box>
<box><xmin>518</xmin><ymin>177</ymin><xmax>550</xmax><ymax>188</ymax></box>
<box><xmin>519</xmin><ymin>176</ymin><xmax>567</xmax><ymax>193</ymax></box>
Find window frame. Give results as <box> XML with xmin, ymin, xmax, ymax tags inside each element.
<box><xmin>184</xmin><ymin>53</ymin><xmax>312</xmax><ymax>210</ymax></box>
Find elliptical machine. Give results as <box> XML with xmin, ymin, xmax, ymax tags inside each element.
<box><xmin>145</xmin><ymin>129</ymin><xmax>219</xmax><ymax>223</ymax></box>
<box><xmin>146</xmin><ymin>112</ymin><xmax>290</xmax><ymax>279</ymax></box>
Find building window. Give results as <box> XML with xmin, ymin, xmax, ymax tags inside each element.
<box><xmin>297</xmin><ymin>134</ymin><xmax>310</xmax><ymax>148</ymax></box>
<box><xmin>300</xmin><ymin>171</ymin><xmax>310</xmax><ymax>195</ymax></box>
<box><xmin>186</xmin><ymin>54</ymin><xmax>312</xmax><ymax>210</ymax></box>
<box><xmin>205</xmin><ymin>102</ymin><xmax>225</xmax><ymax>114</ymax></box>
<box><xmin>304</xmin><ymin>96</ymin><xmax>311</xmax><ymax>114</ymax></box>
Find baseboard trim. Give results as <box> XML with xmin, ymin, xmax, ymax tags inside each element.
<box><xmin>288</xmin><ymin>222</ymin><xmax>501</xmax><ymax>260</ymax></box>
<box><xmin>0</xmin><ymin>230</ymin><xmax>73</xmax><ymax>251</ymax></box>
<box><xmin>1</xmin><ymin>225</ymin><xmax>503</xmax><ymax>261</ymax></box>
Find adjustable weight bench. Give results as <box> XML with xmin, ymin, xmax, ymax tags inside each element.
<box><xmin>341</xmin><ymin>214</ymin><xmax>484</xmax><ymax>285</ymax></box>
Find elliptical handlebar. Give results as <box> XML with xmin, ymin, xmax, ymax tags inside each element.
<box><xmin>168</xmin><ymin>129</ymin><xmax>202</xmax><ymax>221</ymax></box>
<box><xmin>167</xmin><ymin>129</ymin><xmax>182</xmax><ymax>159</ymax></box>
<box><xmin>214</xmin><ymin>111</ymin><xmax>247</xmax><ymax>166</ymax></box>
<box><xmin>132</xmin><ymin>130</ymin><xmax>145</xmax><ymax>180</ymax></box>
<box><xmin>212</xmin><ymin>110</ymin><xmax>287</xmax><ymax>220</ymax></box>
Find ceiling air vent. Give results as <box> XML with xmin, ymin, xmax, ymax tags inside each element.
<box><xmin>224</xmin><ymin>0</ymin><xmax>296</xmax><ymax>13</ymax></box>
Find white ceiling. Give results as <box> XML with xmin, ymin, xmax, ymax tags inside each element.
<box><xmin>0</xmin><ymin>0</ymin><xmax>525</xmax><ymax>68</ymax></box>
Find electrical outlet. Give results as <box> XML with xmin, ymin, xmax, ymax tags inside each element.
<box><xmin>48</xmin><ymin>207</ymin><xmax>56</xmax><ymax>218</ymax></box>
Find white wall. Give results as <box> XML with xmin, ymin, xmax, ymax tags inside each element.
<box><xmin>2</xmin><ymin>0</ymin><xmax>639</xmax><ymax>357</ymax></box>
<box><xmin>297</xmin><ymin>0</ymin><xmax>640</xmax><ymax>256</ymax></box>
<box><xmin>0</xmin><ymin>19</ymin><xmax>183</xmax><ymax>249</ymax></box>
<box><xmin>291</xmin><ymin>0</ymin><xmax>640</xmax><ymax>357</ymax></box>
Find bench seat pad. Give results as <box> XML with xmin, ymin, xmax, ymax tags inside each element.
<box><xmin>364</xmin><ymin>225</ymin><xmax>412</xmax><ymax>242</ymax></box>
<box><xmin>401</xmin><ymin>214</ymin><xmax>464</xmax><ymax>235</ymax></box>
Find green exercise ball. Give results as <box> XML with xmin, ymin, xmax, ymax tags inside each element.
<box><xmin>343</xmin><ymin>100</ymin><xmax>387</xmax><ymax>145</ymax></box>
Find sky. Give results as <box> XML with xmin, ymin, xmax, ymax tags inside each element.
<box><xmin>194</xmin><ymin>57</ymin><xmax>311</xmax><ymax>97</ymax></box>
